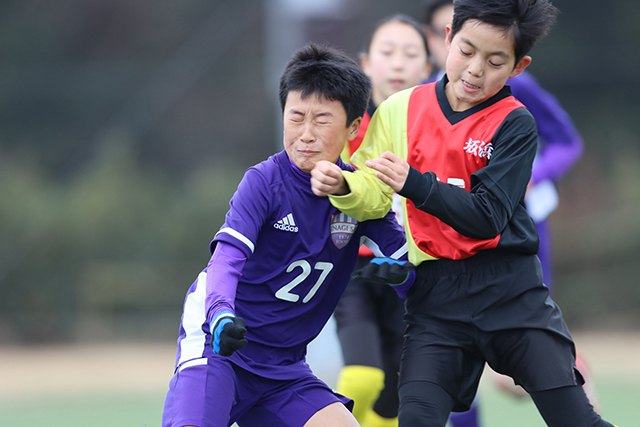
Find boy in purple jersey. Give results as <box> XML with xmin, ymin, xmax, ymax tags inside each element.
<box><xmin>161</xmin><ymin>43</ymin><xmax>412</xmax><ymax>427</ymax></box>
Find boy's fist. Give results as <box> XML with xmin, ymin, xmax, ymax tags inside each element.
<box><xmin>211</xmin><ymin>316</ymin><xmax>248</xmax><ymax>357</ymax></box>
<box><xmin>351</xmin><ymin>257</ymin><xmax>415</xmax><ymax>286</ymax></box>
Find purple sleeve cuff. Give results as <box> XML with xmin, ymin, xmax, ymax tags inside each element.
<box><xmin>392</xmin><ymin>270</ymin><xmax>415</xmax><ymax>299</ymax></box>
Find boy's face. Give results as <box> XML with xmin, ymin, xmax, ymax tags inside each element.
<box><xmin>361</xmin><ymin>21</ymin><xmax>431</xmax><ymax>106</ymax></box>
<box><xmin>424</xmin><ymin>3</ymin><xmax>455</xmax><ymax>70</ymax></box>
<box><xmin>283</xmin><ymin>90</ymin><xmax>360</xmax><ymax>174</ymax></box>
<box><xmin>444</xmin><ymin>20</ymin><xmax>530</xmax><ymax>111</ymax></box>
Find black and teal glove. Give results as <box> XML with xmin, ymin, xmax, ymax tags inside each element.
<box><xmin>210</xmin><ymin>312</ymin><xmax>248</xmax><ymax>357</ymax></box>
<box><xmin>351</xmin><ymin>257</ymin><xmax>416</xmax><ymax>298</ymax></box>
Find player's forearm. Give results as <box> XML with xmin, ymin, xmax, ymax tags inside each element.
<box><xmin>328</xmin><ymin>169</ymin><xmax>394</xmax><ymax>221</ymax></box>
<box><xmin>205</xmin><ymin>241</ymin><xmax>246</xmax><ymax>324</ymax></box>
<box><xmin>330</xmin><ymin>93</ymin><xmax>407</xmax><ymax>221</ymax></box>
<box><xmin>399</xmin><ymin>166</ymin><xmax>510</xmax><ymax>239</ymax></box>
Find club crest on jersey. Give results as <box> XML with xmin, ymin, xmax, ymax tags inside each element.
<box><xmin>463</xmin><ymin>138</ymin><xmax>493</xmax><ymax>160</ymax></box>
<box><xmin>330</xmin><ymin>212</ymin><xmax>358</xmax><ymax>249</ymax></box>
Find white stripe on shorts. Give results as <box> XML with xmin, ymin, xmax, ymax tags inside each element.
<box><xmin>177</xmin><ymin>357</ymin><xmax>208</xmax><ymax>373</ymax></box>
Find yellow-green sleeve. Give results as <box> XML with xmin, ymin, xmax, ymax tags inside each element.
<box><xmin>329</xmin><ymin>88</ymin><xmax>412</xmax><ymax>221</ymax></box>
<box><xmin>339</xmin><ymin>142</ymin><xmax>351</xmax><ymax>166</ymax></box>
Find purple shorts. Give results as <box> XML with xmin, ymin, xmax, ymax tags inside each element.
<box><xmin>162</xmin><ymin>357</ymin><xmax>353</xmax><ymax>427</ymax></box>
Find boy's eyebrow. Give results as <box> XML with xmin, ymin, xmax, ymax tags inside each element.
<box><xmin>287</xmin><ymin>109</ymin><xmax>334</xmax><ymax>118</ymax></box>
<box><xmin>378</xmin><ymin>39</ymin><xmax>422</xmax><ymax>49</ymax></box>
<box><xmin>460</xmin><ymin>37</ymin><xmax>510</xmax><ymax>59</ymax></box>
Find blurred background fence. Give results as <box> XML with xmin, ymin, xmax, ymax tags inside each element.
<box><xmin>1</xmin><ymin>0</ymin><xmax>639</xmax><ymax>344</ymax></box>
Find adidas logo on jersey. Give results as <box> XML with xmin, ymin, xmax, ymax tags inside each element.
<box><xmin>274</xmin><ymin>213</ymin><xmax>298</xmax><ymax>233</ymax></box>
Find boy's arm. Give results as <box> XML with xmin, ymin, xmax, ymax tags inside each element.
<box><xmin>363</xmin><ymin>151</ymin><xmax>411</xmax><ymax>193</ymax></box>
<box><xmin>310</xmin><ymin>160</ymin><xmax>350</xmax><ymax>197</ymax></box>
<box><xmin>207</xmin><ymin>167</ymin><xmax>270</xmax><ymax>320</ymax></box>
<box><xmin>325</xmin><ymin>89</ymin><xmax>413</xmax><ymax>221</ymax></box>
<box><xmin>205</xmin><ymin>241</ymin><xmax>246</xmax><ymax>325</ymax></box>
<box><xmin>205</xmin><ymin>165</ymin><xmax>271</xmax><ymax>355</ymax></box>
<box><xmin>359</xmin><ymin>209</ymin><xmax>413</xmax><ymax>297</ymax></box>
<box><xmin>360</xmin><ymin>209</ymin><xmax>409</xmax><ymax>260</ymax></box>
<box><xmin>399</xmin><ymin>108</ymin><xmax>538</xmax><ymax>240</ymax></box>
<box><xmin>205</xmin><ymin>241</ymin><xmax>249</xmax><ymax>356</ymax></box>
<box><xmin>351</xmin><ymin>257</ymin><xmax>415</xmax><ymax>299</ymax></box>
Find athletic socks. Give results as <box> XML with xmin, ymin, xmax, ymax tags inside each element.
<box><xmin>337</xmin><ymin>365</ymin><xmax>385</xmax><ymax>423</ymax></box>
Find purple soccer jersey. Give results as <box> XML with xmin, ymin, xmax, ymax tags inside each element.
<box><xmin>172</xmin><ymin>150</ymin><xmax>407</xmax><ymax>379</ymax></box>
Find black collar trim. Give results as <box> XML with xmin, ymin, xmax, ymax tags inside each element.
<box><xmin>436</xmin><ymin>75</ymin><xmax>513</xmax><ymax>125</ymax></box>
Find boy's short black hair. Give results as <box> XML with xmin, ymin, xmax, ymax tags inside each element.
<box><xmin>362</xmin><ymin>14</ymin><xmax>429</xmax><ymax>58</ymax></box>
<box><xmin>279</xmin><ymin>43</ymin><xmax>371</xmax><ymax>127</ymax></box>
<box><xmin>450</xmin><ymin>0</ymin><xmax>558</xmax><ymax>64</ymax></box>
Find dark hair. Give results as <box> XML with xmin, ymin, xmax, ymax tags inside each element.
<box><xmin>450</xmin><ymin>0</ymin><xmax>558</xmax><ymax>64</ymax></box>
<box><xmin>362</xmin><ymin>14</ymin><xmax>430</xmax><ymax>58</ymax></box>
<box><xmin>422</xmin><ymin>0</ymin><xmax>454</xmax><ymax>26</ymax></box>
<box><xmin>279</xmin><ymin>43</ymin><xmax>371</xmax><ymax>126</ymax></box>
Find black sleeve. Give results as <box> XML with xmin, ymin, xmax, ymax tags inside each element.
<box><xmin>398</xmin><ymin>108</ymin><xmax>537</xmax><ymax>240</ymax></box>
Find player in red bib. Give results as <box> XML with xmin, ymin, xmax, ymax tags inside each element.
<box><xmin>311</xmin><ymin>0</ymin><xmax>618</xmax><ymax>426</ymax></box>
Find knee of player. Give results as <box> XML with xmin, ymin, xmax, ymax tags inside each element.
<box><xmin>398</xmin><ymin>381</ymin><xmax>452</xmax><ymax>426</ymax></box>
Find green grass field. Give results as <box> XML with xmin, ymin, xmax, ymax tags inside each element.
<box><xmin>0</xmin><ymin>374</ymin><xmax>635</xmax><ymax>426</ymax></box>
<box><xmin>0</xmin><ymin>332</ymin><xmax>636</xmax><ymax>426</ymax></box>
<box><xmin>478</xmin><ymin>376</ymin><xmax>638</xmax><ymax>426</ymax></box>
<box><xmin>0</xmin><ymin>390</ymin><xmax>166</xmax><ymax>426</ymax></box>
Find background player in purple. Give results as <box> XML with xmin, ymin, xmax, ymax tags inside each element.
<box><xmin>161</xmin><ymin>43</ymin><xmax>412</xmax><ymax>427</ymax></box>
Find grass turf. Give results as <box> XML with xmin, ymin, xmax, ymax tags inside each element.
<box><xmin>0</xmin><ymin>375</ymin><xmax>634</xmax><ymax>426</ymax></box>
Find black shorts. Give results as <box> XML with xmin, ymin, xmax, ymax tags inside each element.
<box><xmin>399</xmin><ymin>250</ymin><xmax>582</xmax><ymax>411</ymax></box>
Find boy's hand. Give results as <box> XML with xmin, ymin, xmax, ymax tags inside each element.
<box><xmin>365</xmin><ymin>151</ymin><xmax>410</xmax><ymax>193</ymax></box>
<box><xmin>311</xmin><ymin>160</ymin><xmax>349</xmax><ymax>196</ymax></box>
<box><xmin>352</xmin><ymin>257</ymin><xmax>416</xmax><ymax>299</ymax></box>
<box><xmin>211</xmin><ymin>315</ymin><xmax>248</xmax><ymax>357</ymax></box>
<box><xmin>351</xmin><ymin>257</ymin><xmax>415</xmax><ymax>286</ymax></box>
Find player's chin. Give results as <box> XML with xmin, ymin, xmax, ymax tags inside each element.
<box><xmin>293</xmin><ymin>158</ymin><xmax>315</xmax><ymax>174</ymax></box>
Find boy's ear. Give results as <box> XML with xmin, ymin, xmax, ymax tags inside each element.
<box><xmin>347</xmin><ymin>117</ymin><xmax>362</xmax><ymax>141</ymax></box>
<box><xmin>510</xmin><ymin>55</ymin><xmax>532</xmax><ymax>79</ymax></box>
<box><xmin>445</xmin><ymin>24</ymin><xmax>453</xmax><ymax>52</ymax></box>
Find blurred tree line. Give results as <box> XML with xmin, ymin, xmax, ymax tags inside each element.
<box><xmin>1</xmin><ymin>0</ymin><xmax>638</xmax><ymax>343</ymax></box>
